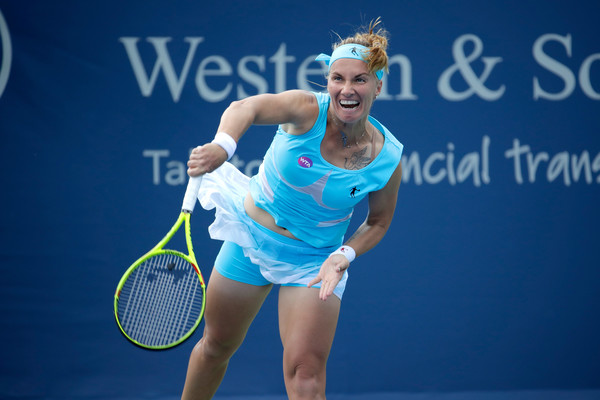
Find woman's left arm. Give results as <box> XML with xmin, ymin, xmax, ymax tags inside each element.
<box><xmin>309</xmin><ymin>162</ymin><xmax>403</xmax><ymax>300</ymax></box>
<box><xmin>346</xmin><ymin>161</ymin><xmax>403</xmax><ymax>256</ymax></box>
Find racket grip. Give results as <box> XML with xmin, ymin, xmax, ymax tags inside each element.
<box><xmin>182</xmin><ymin>175</ymin><xmax>203</xmax><ymax>213</ymax></box>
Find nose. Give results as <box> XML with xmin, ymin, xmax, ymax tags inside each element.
<box><xmin>340</xmin><ymin>80</ymin><xmax>354</xmax><ymax>96</ymax></box>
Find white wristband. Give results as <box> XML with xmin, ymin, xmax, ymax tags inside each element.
<box><xmin>212</xmin><ymin>132</ymin><xmax>237</xmax><ymax>160</ymax></box>
<box><xmin>330</xmin><ymin>245</ymin><xmax>356</xmax><ymax>263</ymax></box>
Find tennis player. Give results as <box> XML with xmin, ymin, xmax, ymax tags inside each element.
<box><xmin>182</xmin><ymin>18</ymin><xmax>403</xmax><ymax>400</ymax></box>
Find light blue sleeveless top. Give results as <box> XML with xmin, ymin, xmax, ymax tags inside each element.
<box><xmin>248</xmin><ymin>92</ymin><xmax>403</xmax><ymax>248</ymax></box>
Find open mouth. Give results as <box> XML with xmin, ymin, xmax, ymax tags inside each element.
<box><xmin>340</xmin><ymin>100</ymin><xmax>360</xmax><ymax>109</ymax></box>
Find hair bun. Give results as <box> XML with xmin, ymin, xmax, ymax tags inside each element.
<box><xmin>332</xmin><ymin>17</ymin><xmax>390</xmax><ymax>77</ymax></box>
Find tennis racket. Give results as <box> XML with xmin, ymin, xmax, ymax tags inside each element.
<box><xmin>114</xmin><ymin>176</ymin><xmax>206</xmax><ymax>350</ymax></box>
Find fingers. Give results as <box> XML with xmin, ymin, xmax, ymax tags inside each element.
<box><xmin>318</xmin><ymin>280</ymin><xmax>336</xmax><ymax>301</ymax></box>
<box><xmin>328</xmin><ymin>254</ymin><xmax>349</xmax><ymax>273</ymax></box>
<box><xmin>335</xmin><ymin>262</ymin><xmax>349</xmax><ymax>273</ymax></box>
<box><xmin>186</xmin><ymin>145</ymin><xmax>203</xmax><ymax>176</ymax></box>
<box><xmin>307</xmin><ymin>276</ymin><xmax>333</xmax><ymax>301</ymax></box>
<box><xmin>307</xmin><ymin>262</ymin><xmax>346</xmax><ymax>301</ymax></box>
<box><xmin>187</xmin><ymin>144</ymin><xmax>228</xmax><ymax>176</ymax></box>
<box><xmin>307</xmin><ymin>275</ymin><xmax>321</xmax><ymax>288</ymax></box>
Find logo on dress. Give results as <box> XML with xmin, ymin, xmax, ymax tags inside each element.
<box><xmin>350</xmin><ymin>186</ymin><xmax>360</xmax><ymax>198</ymax></box>
<box><xmin>297</xmin><ymin>156</ymin><xmax>313</xmax><ymax>168</ymax></box>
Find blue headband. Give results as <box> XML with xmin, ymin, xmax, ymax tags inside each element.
<box><xmin>315</xmin><ymin>43</ymin><xmax>384</xmax><ymax>80</ymax></box>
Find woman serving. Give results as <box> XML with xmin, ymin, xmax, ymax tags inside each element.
<box><xmin>182</xmin><ymin>18</ymin><xmax>403</xmax><ymax>400</ymax></box>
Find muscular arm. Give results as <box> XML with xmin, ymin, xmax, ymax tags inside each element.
<box><xmin>309</xmin><ymin>162</ymin><xmax>403</xmax><ymax>300</ymax></box>
<box><xmin>217</xmin><ymin>90</ymin><xmax>318</xmax><ymax>140</ymax></box>
<box><xmin>345</xmin><ymin>161</ymin><xmax>403</xmax><ymax>256</ymax></box>
<box><xmin>188</xmin><ymin>90</ymin><xmax>317</xmax><ymax>176</ymax></box>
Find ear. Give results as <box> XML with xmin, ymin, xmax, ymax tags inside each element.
<box><xmin>375</xmin><ymin>78</ymin><xmax>383</xmax><ymax>97</ymax></box>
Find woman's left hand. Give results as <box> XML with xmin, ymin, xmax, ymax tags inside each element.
<box><xmin>308</xmin><ymin>255</ymin><xmax>349</xmax><ymax>301</ymax></box>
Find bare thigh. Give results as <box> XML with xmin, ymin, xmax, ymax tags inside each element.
<box><xmin>181</xmin><ymin>270</ymin><xmax>272</xmax><ymax>399</ymax></box>
<box><xmin>278</xmin><ymin>286</ymin><xmax>341</xmax><ymax>370</ymax></box>
<box><xmin>203</xmin><ymin>269</ymin><xmax>272</xmax><ymax>353</ymax></box>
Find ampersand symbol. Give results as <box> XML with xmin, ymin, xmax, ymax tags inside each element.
<box><xmin>438</xmin><ymin>34</ymin><xmax>506</xmax><ymax>101</ymax></box>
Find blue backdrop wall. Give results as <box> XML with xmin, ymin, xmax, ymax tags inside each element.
<box><xmin>0</xmin><ymin>1</ymin><xmax>599</xmax><ymax>399</ymax></box>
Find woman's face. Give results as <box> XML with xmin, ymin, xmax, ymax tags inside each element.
<box><xmin>327</xmin><ymin>58</ymin><xmax>382</xmax><ymax>124</ymax></box>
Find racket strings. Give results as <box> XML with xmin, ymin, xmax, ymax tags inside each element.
<box><xmin>118</xmin><ymin>253</ymin><xmax>204</xmax><ymax>347</ymax></box>
<box><xmin>124</xmin><ymin>255</ymin><xmax>201</xmax><ymax>346</ymax></box>
<box><xmin>137</xmin><ymin>254</ymin><xmax>199</xmax><ymax>345</ymax></box>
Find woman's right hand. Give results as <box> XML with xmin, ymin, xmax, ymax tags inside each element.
<box><xmin>187</xmin><ymin>144</ymin><xmax>228</xmax><ymax>177</ymax></box>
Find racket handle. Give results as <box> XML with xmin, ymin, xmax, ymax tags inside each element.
<box><xmin>182</xmin><ymin>175</ymin><xmax>203</xmax><ymax>213</ymax></box>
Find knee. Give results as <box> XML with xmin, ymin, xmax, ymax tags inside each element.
<box><xmin>191</xmin><ymin>331</ymin><xmax>241</xmax><ymax>364</ymax></box>
<box><xmin>284</xmin><ymin>355</ymin><xmax>327</xmax><ymax>399</ymax></box>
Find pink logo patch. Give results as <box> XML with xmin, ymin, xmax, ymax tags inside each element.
<box><xmin>298</xmin><ymin>156</ymin><xmax>313</xmax><ymax>168</ymax></box>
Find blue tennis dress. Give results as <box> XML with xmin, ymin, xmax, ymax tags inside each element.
<box><xmin>249</xmin><ymin>91</ymin><xmax>403</xmax><ymax>248</ymax></box>
<box><xmin>197</xmin><ymin>91</ymin><xmax>403</xmax><ymax>298</ymax></box>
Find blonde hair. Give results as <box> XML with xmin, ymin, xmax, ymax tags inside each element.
<box><xmin>333</xmin><ymin>17</ymin><xmax>390</xmax><ymax>76</ymax></box>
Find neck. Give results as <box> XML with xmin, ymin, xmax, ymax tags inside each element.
<box><xmin>329</xmin><ymin>111</ymin><xmax>368</xmax><ymax>137</ymax></box>
<box><xmin>328</xmin><ymin>112</ymin><xmax>370</xmax><ymax>148</ymax></box>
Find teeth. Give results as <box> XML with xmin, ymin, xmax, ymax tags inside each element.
<box><xmin>340</xmin><ymin>100</ymin><xmax>359</xmax><ymax>108</ymax></box>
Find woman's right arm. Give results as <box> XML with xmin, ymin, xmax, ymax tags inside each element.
<box><xmin>187</xmin><ymin>90</ymin><xmax>317</xmax><ymax>176</ymax></box>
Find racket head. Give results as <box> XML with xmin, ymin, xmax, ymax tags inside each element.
<box><xmin>114</xmin><ymin>249</ymin><xmax>206</xmax><ymax>350</ymax></box>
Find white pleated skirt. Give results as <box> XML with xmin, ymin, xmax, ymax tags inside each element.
<box><xmin>197</xmin><ymin>162</ymin><xmax>348</xmax><ymax>299</ymax></box>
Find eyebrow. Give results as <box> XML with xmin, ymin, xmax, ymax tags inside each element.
<box><xmin>331</xmin><ymin>71</ymin><xmax>370</xmax><ymax>79</ymax></box>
